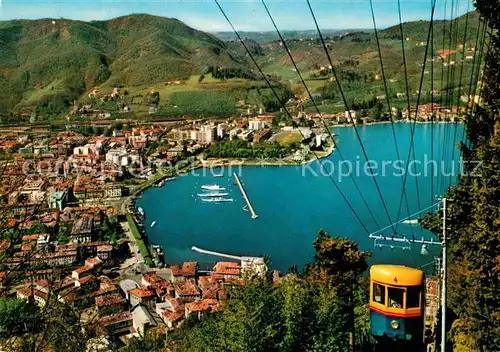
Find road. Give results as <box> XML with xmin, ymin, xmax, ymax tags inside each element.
<box><xmin>119</xmin><ymin>220</ymin><xmax>147</xmax><ymax>275</ymax></box>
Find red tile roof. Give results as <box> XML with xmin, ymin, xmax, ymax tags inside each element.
<box><xmin>98</xmin><ymin>312</ymin><xmax>132</xmax><ymax>325</ymax></box>
<box><xmin>21</xmin><ymin>244</ymin><xmax>34</xmax><ymax>252</ymax></box>
<box><xmin>35</xmin><ymin>279</ymin><xmax>49</xmax><ymax>289</ymax></box>
<box><xmin>79</xmin><ymin>275</ymin><xmax>95</xmax><ymax>285</ymax></box>
<box><xmin>0</xmin><ymin>240</ymin><xmax>11</xmax><ymax>252</ymax></box>
<box><xmin>95</xmin><ymin>293</ymin><xmax>125</xmax><ymax>307</ymax></box>
<box><xmin>170</xmin><ymin>265</ymin><xmax>182</xmax><ymax>276</ymax></box>
<box><xmin>201</xmin><ymin>283</ymin><xmax>225</xmax><ymax>300</ymax></box>
<box><xmin>73</xmin><ymin>265</ymin><xmax>93</xmax><ymax>275</ymax></box>
<box><xmin>181</xmin><ymin>261</ymin><xmax>197</xmax><ymax>276</ymax></box>
<box><xmin>129</xmin><ymin>288</ymin><xmax>154</xmax><ymax>298</ymax></box>
<box><xmin>166</xmin><ymin>297</ymin><xmax>185</xmax><ymax>312</ymax></box>
<box><xmin>85</xmin><ymin>257</ymin><xmax>102</xmax><ymax>268</ymax></box>
<box><xmin>17</xmin><ymin>287</ymin><xmax>49</xmax><ymax>300</ymax></box>
<box><xmin>21</xmin><ymin>234</ymin><xmax>42</xmax><ymax>241</ymax></box>
<box><xmin>97</xmin><ymin>245</ymin><xmax>113</xmax><ymax>252</ymax></box>
<box><xmin>142</xmin><ymin>272</ymin><xmax>163</xmax><ymax>285</ymax></box>
<box><xmin>185</xmin><ymin>299</ymin><xmax>220</xmax><ymax>313</ymax></box>
<box><xmin>173</xmin><ymin>279</ymin><xmax>200</xmax><ymax>297</ymax></box>
<box><xmin>213</xmin><ymin>262</ymin><xmax>241</xmax><ymax>276</ymax></box>
<box><xmin>163</xmin><ymin>310</ymin><xmax>184</xmax><ymax>323</ymax></box>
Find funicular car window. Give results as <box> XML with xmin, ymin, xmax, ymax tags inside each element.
<box><xmin>373</xmin><ymin>283</ymin><xmax>385</xmax><ymax>304</ymax></box>
<box><xmin>388</xmin><ymin>287</ymin><xmax>404</xmax><ymax>308</ymax></box>
<box><xmin>406</xmin><ymin>286</ymin><xmax>421</xmax><ymax>308</ymax></box>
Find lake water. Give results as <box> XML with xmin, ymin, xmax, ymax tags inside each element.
<box><xmin>137</xmin><ymin>123</ymin><xmax>464</xmax><ymax>273</ymax></box>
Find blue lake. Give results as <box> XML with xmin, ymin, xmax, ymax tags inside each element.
<box><xmin>138</xmin><ymin>123</ymin><xmax>464</xmax><ymax>273</ymax></box>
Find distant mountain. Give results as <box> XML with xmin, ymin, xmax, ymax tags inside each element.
<box><xmin>213</xmin><ymin>29</ymin><xmax>372</xmax><ymax>42</ymax></box>
<box><xmin>0</xmin><ymin>11</ymin><xmax>483</xmax><ymax>119</ymax></box>
<box><xmin>0</xmin><ymin>14</ymin><xmax>249</xmax><ymax>115</ymax></box>
<box><xmin>214</xmin><ymin>11</ymin><xmax>480</xmax><ymax>44</ymax></box>
<box><xmin>382</xmin><ymin>11</ymin><xmax>481</xmax><ymax>42</ymax></box>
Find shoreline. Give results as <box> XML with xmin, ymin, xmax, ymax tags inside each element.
<box><xmin>127</xmin><ymin>142</ymin><xmax>335</xmax><ymax>209</ymax></box>
<box><xmin>128</xmin><ymin>119</ymin><xmax>454</xmax><ymax>201</ymax></box>
<box><xmin>329</xmin><ymin>120</ymin><xmax>461</xmax><ymax>128</ymax></box>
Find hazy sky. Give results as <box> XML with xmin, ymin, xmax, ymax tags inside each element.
<box><xmin>0</xmin><ymin>0</ymin><xmax>473</xmax><ymax>32</ymax></box>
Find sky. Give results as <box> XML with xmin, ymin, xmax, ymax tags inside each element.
<box><xmin>0</xmin><ymin>0</ymin><xmax>474</xmax><ymax>32</ymax></box>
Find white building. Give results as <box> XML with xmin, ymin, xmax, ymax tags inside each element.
<box><xmin>73</xmin><ymin>143</ymin><xmax>102</xmax><ymax>156</ymax></box>
<box><xmin>131</xmin><ymin>305</ymin><xmax>157</xmax><ymax>336</ymax></box>
<box><xmin>345</xmin><ymin>110</ymin><xmax>357</xmax><ymax>124</ymax></box>
<box><xmin>190</xmin><ymin>130</ymin><xmax>198</xmax><ymax>141</ymax></box>
<box><xmin>105</xmin><ymin>148</ymin><xmax>140</xmax><ymax>166</ymax></box>
<box><xmin>217</xmin><ymin>124</ymin><xmax>228</xmax><ymax>139</ymax></box>
<box><xmin>315</xmin><ymin>135</ymin><xmax>323</xmax><ymax>148</ymax></box>
<box><xmin>229</xmin><ymin>128</ymin><xmax>240</xmax><ymax>141</ymax></box>
<box><xmin>36</xmin><ymin>234</ymin><xmax>50</xmax><ymax>250</ymax></box>
<box><xmin>344</xmin><ymin>110</ymin><xmax>356</xmax><ymax>120</ymax></box>
<box><xmin>200</xmin><ymin>125</ymin><xmax>216</xmax><ymax>144</ymax></box>
<box><xmin>237</xmin><ymin>130</ymin><xmax>253</xmax><ymax>141</ymax></box>
<box><xmin>249</xmin><ymin>119</ymin><xmax>265</xmax><ymax>131</ymax></box>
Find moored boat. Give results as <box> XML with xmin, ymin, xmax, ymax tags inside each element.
<box><xmin>137</xmin><ymin>207</ymin><xmax>145</xmax><ymax>216</ymax></box>
<box><xmin>201</xmin><ymin>198</ymin><xmax>233</xmax><ymax>203</ymax></box>
<box><xmin>197</xmin><ymin>192</ymin><xmax>229</xmax><ymax>197</ymax></box>
<box><xmin>201</xmin><ymin>184</ymin><xmax>225</xmax><ymax>191</ymax></box>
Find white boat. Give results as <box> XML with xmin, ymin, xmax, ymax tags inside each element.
<box><xmin>197</xmin><ymin>192</ymin><xmax>229</xmax><ymax>197</ymax></box>
<box><xmin>201</xmin><ymin>198</ymin><xmax>233</xmax><ymax>203</ymax></box>
<box><xmin>403</xmin><ymin>219</ymin><xmax>419</xmax><ymax>224</ymax></box>
<box><xmin>165</xmin><ymin>177</ymin><xmax>176</xmax><ymax>182</ymax></box>
<box><xmin>150</xmin><ymin>221</ymin><xmax>157</xmax><ymax>228</ymax></box>
<box><xmin>201</xmin><ymin>184</ymin><xmax>225</xmax><ymax>191</ymax></box>
<box><xmin>137</xmin><ymin>207</ymin><xmax>145</xmax><ymax>216</ymax></box>
<box><xmin>157</xmin><ymin>180</ymin><xmax>165</xmax><ymax>187</ymax></box>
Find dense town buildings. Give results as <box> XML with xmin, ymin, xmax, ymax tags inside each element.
<box><xmin>0</xmin><ymin>103</ymin><xmax>461</xmax><ymax>348</ymax></box>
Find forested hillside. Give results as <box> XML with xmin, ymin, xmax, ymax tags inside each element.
<box><xmin>422</xmin><ymin>1</ymin><xmax>500</xmax><ymax>350</ymax></box>
<box><xmin>0</xmin><ymin>11</ymin><xmax>483</xmax><ymax>121</ymax></box>
<box><xmin>0</xmin><ymin>14</ymin><xmax>249</xmax><ymax>116</ymax></box>
<box><xmin>257</xmin><ymin>11</ymin><xmax>481</xmax><ymax>113</ymax></box>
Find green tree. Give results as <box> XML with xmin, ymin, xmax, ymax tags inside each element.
<box><xmin>420</xmin><ymin>1</ymin><xmax>500</xmax><ymax>349</ymax></box>
<box><xmin>370</xmin><ymin>101</ymin><xmax>384</xmax><ymax>121</ymax></box>
<box><xmin>120</xmin><ymin>330</ymin><xmax>165</xmax><ymax>352</ymax></box>
<box><xmin>167</xmin><ymin>231</ymin><xmax>369</xmax><ymax>352</ymax></box>
<box><xmin>0</xmin><ymin>298</ymin><xmax>39</xmax><ymax>338</ymax></box>
<box><xmin>311</xmin><ymin>230</ymin><xmax>371</xmax><ymax>289</ymax></box>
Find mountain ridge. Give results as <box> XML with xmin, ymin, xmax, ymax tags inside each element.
<box><xmin>0</xmin><ymin>11</ymin><xmax>482</xmax><ymax>119</ymax></box>
<box><xmin>0</xmin><ymin>13</ymin><xmax>248</xmax><ymax>115</ymax></box>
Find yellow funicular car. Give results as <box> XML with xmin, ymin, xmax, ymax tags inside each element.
<box><xmin>370</xmin><ymin>264</ymin><xmax>425</xmax><ymax>343</ymax></box>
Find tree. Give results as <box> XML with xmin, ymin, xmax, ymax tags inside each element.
<box><xmin>311</xmin><ymin>230</ymin><xmax>371</xmax><ymax>287</ymax></box>
<box><xmin>92</xmin><ymin>126</ymin><xmax>103</xmax><ymax>136</ymax></box>
<box><xmin>111</xmin><ymin>121</ymin><xmax>123</xmax><ymax>130</ymax></box>
<box><xmin>167</xmin><ymin>231</ymin><xmax>370</xmax><ymax>352</ymax></box>
<box><xmin>309</xmin><ymin>230</ymin><xmax>371</xmax><ymax>350</ymax></box>
<box><xmin>395</xmin><ymin>108</ymin><xmax>403</xmax><ymax>120</ymax></box>
<box><xmin>57</xmin><ymin>224</ymin><xmax>71</xmax><ymax>244</ymax></box>
<box><xmin>103</xmin><ymin>127</ymin><xmax>111</xmax><ymax>137</ymax></box>
<box><xmin>420</xmin><ymin>1</ymin><xmax>500</xmax><ymax>348</ymax></box>
<box><xmin>144</xmin><ymin>91</ymin><xmax>160</xmax><ymax>106</ymax></box>
<box><xmin>370</xmin><ymin>101</ymin><xmax>384</xmax><ymax>121</ymax></box>
<box><xmin>120</xmin><ymin>330</ymin><xmax>165</xmax><ymax>352</ymax></box>
<box><xmin>0</xmin><ymin>298</ymin><xmax>39</xmax><ymax>338</ymax></box>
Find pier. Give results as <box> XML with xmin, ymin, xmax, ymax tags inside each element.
<box><xmin>233</xmin><ymin>173</ymin><xmax>258</xmax><ymax>219</ymax></box>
